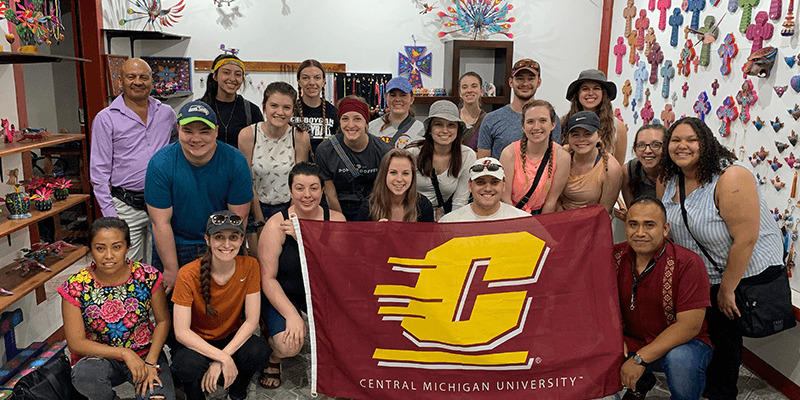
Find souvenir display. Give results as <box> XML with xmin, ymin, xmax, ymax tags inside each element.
<box><xmin>718</xmin><ymin>33</ymin><xmax>739</xmax><ymax>75</ymax></box>
<box><xmin>678</xmin><ymin>40</ymin><xmax>696</xmax><ymax>76</ymax></box>
<box><xmin>786</xmin><ymin>55</ymin><xmax>796</xmax><ymax>67</ymax></box>
<box><xmin>29</xmin><ymin>187</ymin><xmax>52</xmax><ymax>212</ymax></box>
<box><xmin>669</xmin><ymin>7</ymin><xmax>684</xmax><ymax>46</ymax></box>
<box><xmin>141</xmin><ymin>57</ymin><xmax>192</xmax><ymax>96</ymax></box>
<box><xmin>1</xmin><ymin>0</ymin><xmax>65</xmax><ymax>52</ymax></box>
<box><xmin>694</xmin><ymin>15</ymin><xmax>721</xmax><ymax>66</ymax></box>
<box><xmin>437</xmin><ymin>0</ymin><xmax>515</xmax><ymax>39</ymax></box>
<box><xmin>682</xmin><ymin>81</ymin><xmax>690</xmax><ymax>97</ymax></box>
<box><xmin>641</xmin><ymin>100</ymin><xmax>655</xmax><ymax>124</ymax></box>
<box><xmin>118</xmin><ymin>0</ymin><xmax>185</xmax><ymax>31</ymax></box>
<box><xmin>790</xmin><ymin>130</ymin><xmax>799</xmax><ymax>145</ymax></box>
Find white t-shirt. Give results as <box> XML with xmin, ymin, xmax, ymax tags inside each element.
<box><xmin>408</xmin><ymin>145</ymin><xmax>477</xmax><ymax>212</ymax></box>
<box><xmin>439</xmin><ymin>202</ymin><xmax>530</xmax><ymax>222</ymax></box>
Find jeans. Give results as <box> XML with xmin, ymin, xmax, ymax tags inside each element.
<box><xmin>71</xmin><ymin>351</ymin><xmax>174</xmax><ymax>400</ymax></box>
<box><xmin>628</xmin><ymin>339</ymin><xmax>713</xmax><ymax>400</ymax></box>
<box><xmin>170</xmin><ymin>334</ymin><xmax>270</xmax><ymax>400</ymax></box>
<box><xmin>112</xmin><ymin>197</ymin><xmax>152</xmax><ymax>264</ymax></box>
<box><xmin>151</xmin><ymin>242</ymin><xmax>208</xmax><ymax>273</ymax></box>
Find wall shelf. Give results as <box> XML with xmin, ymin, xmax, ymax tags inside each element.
<box><xmin>0</xmin><ymin>246</ymin><xmax>88</xmax><ymax>312</ymax></box>
<box><xmin>413</xmin><ymin>96</ymin><xmax>507</xmax><ymax>106</ymax></box>
<box><xmin>0</xmin><ymin>134</ymin><xmax>84</xmax><ymax>159</ymax></box>
<box><xmin>443</xmin><ymin>40</ymin><xmax>513</xmax><ymax>110</ymax></box>
<box><xmin>102</xmin><ymin>29</ymin><xmax>189</xmax><ymax>57</ymax></box>
<box><xmin>0</xmin><ymin>52</ymin><xmax>90</xmax><ymax>65</ymax></box>
<box><xmin>0</xmin><ymin>195</ymin><xmax>90</xmax><ymax>239</ymax></box>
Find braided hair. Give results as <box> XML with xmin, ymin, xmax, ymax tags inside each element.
<box><xmin>296</xmin><ymin>59</ymin><xmax>328</xmax><ymax>136</ymax></box>
<box><xmin>519</xmin><ymin>100</ymin><xmax>556</xmax><ymax>188</ymax></box>
<box><xmin>198</xmin><ymin>249</ymin><xmax>217</xmax><ymax>317</ymax></box>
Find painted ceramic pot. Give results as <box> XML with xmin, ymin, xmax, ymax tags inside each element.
<box><xmin>53</xmin><ymin>188</ymin><xmax>68</xmax><ymax>201</ymax></box>
<box><xmin>34</xmin><ymin>200</ymin><xmax>51</xmax><ymax>212</ymax></box>
<box><xmin>5</xmin><ymin>192</ymin><xmax>31</xmax><ymax>219</ymax></box>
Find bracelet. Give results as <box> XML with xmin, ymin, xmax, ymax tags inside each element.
<box><xmin>144</xmin><ymin>361</ymin><xmax>160</xmax><ymax>369</ymax></box>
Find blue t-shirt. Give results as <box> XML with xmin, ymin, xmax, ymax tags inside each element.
<box><xmin>145</xmin><ymin>141</ymin><xmax>253</xmax><ymax>244</ymax></box>
<box><xmin>477</xmin><ymin>104</ymin><xmax>562</xmax><ymax>159</ymax></box>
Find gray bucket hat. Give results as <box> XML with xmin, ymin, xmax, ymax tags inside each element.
<box><xmin>423</xmin><ymin>100</ymin><xmax>466</xmax><ymax>133</ymax></box>
<box><xmin>565</xmin><ymin>69</ymin><xmax>617</xmax><ymax>101</ymax></box>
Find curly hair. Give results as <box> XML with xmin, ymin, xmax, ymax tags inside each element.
<box><xmin>658</xmin><ymin>117</ymin><xmax>736</xmax><ymax>186</ymax></box>
<box><xmin>629</xmin><ymin>124</ymin><xmax>667</xmax><ymax>193</ymax></box>
<box><xmin>519</xmin><ymin>100</ymin><xmax>556</xmax><ymax>188</ymax></box>
<box><xmin>368</xmin><ymin>149</ymin><xmax>419</xmax><ymax>222</ymax></box>
<box><xmin>296</xmin><ymin>59</ymin><xmax>328</xmax><ymax>135</ymax></box>
<box><xmin>562</xmin><ymin>81</ymin><xmax>616</xmax><ymax>152</ymax></box>
<box><xmin>412</xmin><ymin>118</ymin><xmax>464</xmax><ymax>180</ymax></box>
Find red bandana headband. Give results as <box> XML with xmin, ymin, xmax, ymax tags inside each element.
<box><xmin>337</xmin><ymin>98</ymin><xmax>369</xmax><ymax>121</ymax></box>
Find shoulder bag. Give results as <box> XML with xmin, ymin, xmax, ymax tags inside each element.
<box><xmin>515</xmin><ymin>143</ymin><xmax>551</xmax><ymax>212</ymax></box>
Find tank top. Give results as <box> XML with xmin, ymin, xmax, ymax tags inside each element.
<box><xmin>559</xmin><ymin>155</ymin><xmax>606</xmax><ymax>210</ymax></box>
<box><xmin>662</xmin><ymin>162</ymin><xmax>783</xmax><ymax>284</ymax></box>
<box><xmin>251</xmin><ymin>122</ymin><xmax>295</xmax><ymax>205</ymax></box>
<box><xmin>511</xmin><ymin>141</ymin><xmax>558</xmax><ymax>213</ymax></box>
<box><xmin>275</xmin><ymin>206</ymin><xmax>330</xmax><ymax>312</ymax></box>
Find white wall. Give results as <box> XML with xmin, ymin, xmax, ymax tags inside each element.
<box><xmin>101</xmin><ymin>0</ymin><xmax>603</xmax><ymax>117</ymax></box>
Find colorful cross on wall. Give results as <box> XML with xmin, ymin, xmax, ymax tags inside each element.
<box><xmin>398</xmin><ymin>43</ymin><xmax>432</xmax><ymax>89</ymax></box>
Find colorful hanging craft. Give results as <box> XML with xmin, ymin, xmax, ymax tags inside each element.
<box><xmin>716</xmin><ymin>96</ymin><xmax>738</xmax><ymax>137</ymax></box>
<box><xmin>686</xmin><ymin>0</ymin><xmax>706</xmax><ymax>30</ymax></box>
<box><xmin>777</xmin><ymin>141</ymin><xmax>791</xmax><ymax>152</ymax></box>
<box><xmin>614</xmin><ymin>37</ymin><xmax>627</xmax><ymax>74</ymax></box>
<box><xmin>787</xmin><ymin>152</ymin><xmax>797</xmax><ymax>168</ymax></box>
<box><xmin>771</xmin><ymin>0</ymin><xmax>783</xmax><ymax>20</ymax></box>
<box><xmin>634</xmin><ymin>61</ymin><xmax>648</xmax><ymax>101</ymax></box>
<box><xmin>636</xmin><ymin>10</ymin><xmax>650</xmax><ymax>51</ymax></box>
<box><xmin>746</xmin><ymin>11</ymin><xmax>774</xmax><ymax>56</ymax></box>
<box><xmin>679</xmin><ymin>40</ymin><xmax>696</xmax><ymax>76</ymax></box>
<box><xmin>736</xmin><ymin>79</ymin><xmax>758</xmax><ymax>124</ymax></box>
<box><xmin>641</xmin><ymin>100</ymin><xmax>655</xmax><ymax>124</ymax></box>
<box><xmin>739</xmin><ymin>0</ymin><xmax>761</xmax><ymax>34</ymax></box>
<box><xmin>398</xmin><ymin>41</ymin><xmax>433</xmax><ymax>89</ymax></box>
<box><xmin>669</xmin><ymin>8</ymin><xmax>684</xmax><ymax>47</ymax></box>
<box><xmin>437</xmin><ymin>0</ymin><xmax>515</xmax><ymax>40</ymax></box>
<box><xmin>782</xmin><ymin>0</ymin><xmax>796</xmax><ymax>35</ymax></box>
<box><xmin>790</xmin><ymin>130</ymin><xmax>799</xmax><ymax>145</ymax></box>
<box><xmin>773</xmin><ymin>116</ymin><xmax>785</xmax><ymax>132</ymax></box>
<box><xmin>790</xmin><ymin>104</ymin><xmax>800</xmax><ymax>120</ymax></box>
<box><xmin>694</xmin><ymin>91</ymin><xmax>712</xmax><ymax>121</ymax></box>
<box><xmin>792</xmin><ymin>75</ymin><xmax>800</xmax><ymax>92</ymax></box>
<box><xmin>661</xmin><ymin>104</ymin><xmax>676</xmax><ymax>127</ymax></box>
<box><xmin>718</xmin><ymin>33</ymin><xmax>738</xmax><ymax>75</ymax></box>
<box><xmin>754</xmin><ymin>116</ymin><xmax>765</xmax><ymax>130</ymax></box>
<box><xmin>624</xmin><ymin>0</ymin><xmax>637</xmax><ymax>39</ymax></box>
<box><xmin>629</xmin><ymin>31</ymin><xmax>639</xmax><ymax>65</ymax></box>
<box><xmin>648</xmin><ymin>43</ymin><xmax>664</xmax><ymax>84</ymax></box>
<box><xmin>622</xmin><ymin>80</ymin><xmax>633</xmax><ymax>107</ymax></box>
<box><xmin>787</xmin><ymin>55</ymin><xmax>797</xmax><ymax>67</ymax></box>
<box><xmin>1</xmin><ymin>0</ymin><xmax>65</xmax><ymax>48</ymax></box>
<box><xmin>657</xmin><ymin>0</ymin><xmax>672</xmax><ymax>30</ymax></box>
<box><xmin>119</xmin><ymin>0</ymin><xmax>186</xmax><ymax>31</ymax></box>
<box><xmin>661</xmin><ymin>60</ymin><xmax>675</xmax><ymax>98</ymax></box>
<box><xmin>772</xmin><ymin>176</ymin><xmax>786</xmax><ymax>190</ymax></box>
<box><xmin>682</xmin><ymin>81</ymin><xmax>690</xmax><ymax>97</ymax></box>
<box><xmin>776</xmin><ymin>85</ymin><xmax>788</xmax><ymax>97</ymax></box>
<box><xmin>691</xmin><ymin>15</ymin><xmax>721</xmax><ymax>66</ymax></box>
<box><xmin>645</xmin><ymin>28</ymin><xmax>657</xmax><ymax>56</ymax></box>
<box><xmin>712</xmin><ymin>79</ymin><xmax>720</xmax><ymax>95</ymax></box>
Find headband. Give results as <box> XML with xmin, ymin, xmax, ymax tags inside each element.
<box><xmin>338</xmin><ymin>98</ymin><xmax>370</xmax><ymax>121</ymax></box>
<box><xmin>213</xmin><ymin>58</ymin><xmax>245</xmax><ymax>73</ymax></box>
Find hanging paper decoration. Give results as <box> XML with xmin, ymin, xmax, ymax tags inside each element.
<box><xmin>718</xmin><ymin>33</ymin><xmax>738</xmax><ymax>75</ymax></box>
<box><xmin>398</xmin><ymin>42</ymin><xmax>433</xmax><ymax>89</ymax></box>
<box><xmin>736</xmin><ymin>79</ymin><xmax>758</xmax><ymax>124</ymax></box>
<box><xmin>119</xmin><ymin>0</ymin><xmax>186</xmax><ymax>31</ymax></box>
<box><xmin>1</xmin><ymin>0</ymin><xmax>65</xmax><ymax>48</ymax></box>
<box><xmin>716</xmin><ymin>96</ymin><xmax>738</xmax><ymax>137</ymax></box>
<box><xmin>694</xmin><ymin>91</ymin><xmax>711</xmax><ymax>121</ymax></box>
<box><xmin>437</xmin><ymin>0</ymin><xmax>515</xmax><ymax>40</ymax></box>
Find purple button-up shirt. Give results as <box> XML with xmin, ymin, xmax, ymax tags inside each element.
<box><xmin>90</xmin><ymin>95</ymin><xmax>176</xmax><ymax>217</ymax></box>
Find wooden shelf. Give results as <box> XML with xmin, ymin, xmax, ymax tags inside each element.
<box><xmin>0</xmin><ymin>52</ymin><xmax>90</xmax><ymax>65</ymax></box>
<box><xmin>413</xmin><ymin>96</ymin><xmax>507</xmax><ymax>106</ymax></box>
<box><xmin>153</xmin><ymin>91</ymin><xmax>192</xmax><ymax>100</ymax></box>
<box><xmin>0</xmin><ymin>134</ymin><xmax>84</xmax><ymax>158</ymax></box>
<box><xmin>102</xmin><ymin>29</ymin><xmax>189</xmax><ymax>57</ymax></box>
<box><xmin>0</xmin><ymin>246</ymin><xmax>88</xmax><ymax>313</ymax></box>
<box><xmin>0</xmin><ymin>194</ymin><xmax>90</xmax><ymax>239</ymax></box>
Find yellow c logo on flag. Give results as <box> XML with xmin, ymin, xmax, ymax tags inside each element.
<box><xmin>373</xmin><ymin>232</ymin><xmax>548</xmax><ymax>369</ymax></box>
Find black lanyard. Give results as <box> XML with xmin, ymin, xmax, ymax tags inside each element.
<box><xmin>629</xmin><ymin>243</ymin><xmax>667</xmax><ymax>310</ymax></box>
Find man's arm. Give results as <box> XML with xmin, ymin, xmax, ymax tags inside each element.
<box><xmin>148</xmin><ymin>205</ymin><xmax>178</xmax><ymax>293</ymax></box>
<box><xmin>89</xmin><ymin>112</ymin><xmax>118</xmax><ymax>217</ymax></box>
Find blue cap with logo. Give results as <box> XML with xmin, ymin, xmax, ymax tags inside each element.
<box><xmin>177</xmin><ymin>101</ymin><xmax>217</xmax><ymax>129</ymax></box>
<box><xmin>386</xmin><ymin>76</ymin><xmax>413</xmax><ymax>94</ymax></box>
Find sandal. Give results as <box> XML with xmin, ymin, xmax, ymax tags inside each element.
<box><xmin>259</xmin><ymin>361</ymin><xmax>281</xmax><ymax>389</ymax></box>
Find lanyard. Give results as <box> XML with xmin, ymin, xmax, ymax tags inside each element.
<box><xmin>629</xmin><ymin>243</ymin><xmax>667</xmax><ymax>310</ymax></box>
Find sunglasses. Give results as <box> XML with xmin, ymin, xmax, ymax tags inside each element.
<box><xmin>209</xmin><ymin>214</ymin><xmax>243</xmax><ymax>226</ymax></box>
<box><xmin>470</xmin><ymin>163</ymin><xmax>502</xmax><ymax>173</ymax></box>
<box><xmin>513</xmin><ymin>59</ymin><xmax>540</xmax><ymax>71</ymax></box>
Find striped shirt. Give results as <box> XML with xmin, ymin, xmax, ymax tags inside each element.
<box><xmin>662</xmin><ymin>162</ymin><xmax>783</xmax><ymax>285</ymax></box>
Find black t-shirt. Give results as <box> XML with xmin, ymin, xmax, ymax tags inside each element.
<box><xmin>291</xmin><ymin>100</ymin><xmax>339</xmax><ymax>151</ymax></box>
<box><xmin>316</xmin><ymin>133</ymin><xmax>391</xmax><ymax>220</ymax></box>
<box><xmin>208</xmin><ymin>96</ymin><xmax>263</xmax><ymax>148</ymax></box>
<box><xmin>357</xmin><ymin>194</ymin><xmax>435</xmax><ymax>222</ymax></box>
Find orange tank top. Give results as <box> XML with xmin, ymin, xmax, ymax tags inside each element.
<box><xmin>511</xmin><ymin>141</ymin><xmax>558</xmax><ymax>213</ymax></box>
<box><xmin>558</xmin><ymin>156</ymin><xmax>607</xmax><ymax>210</ymax></box>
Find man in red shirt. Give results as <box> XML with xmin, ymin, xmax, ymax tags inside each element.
<box><xmin>614</xmin><ymin>196</ymin><xmax>712</xmax><ymax>400</ymax></box>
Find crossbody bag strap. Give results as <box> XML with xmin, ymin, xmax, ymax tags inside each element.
<box><xmin>242</xmin><ymin>95</ymin><xmax>252</xmax><ymax>126</ymax></box>
<box><xmin>430</xmin><ymin>173</ymin><xmax>453</xmax><ymax>213</ymax></box>
<box><xmin>679</xmin><ymin>173</ymin><xmax>724</xmax><ymax>273</ymax></box>
<box><xmin>515</xmin><ymin>143</ymin><xmax>551</xmax><ymax>209</ymax></box>
<box><xmin>329</xmin><ymin>135</ymin><xmax>361</xmax><ymax>178</ymax></box>
<box><xmin>389</xmin><ymin>115</ymin><xmax>416</xmax><ymax>147</ymax></box>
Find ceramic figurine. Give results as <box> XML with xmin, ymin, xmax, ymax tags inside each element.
<box><xmin>775</xmin><ymin>85</ymin><xmax>788</xmax><ymax>97</ymax></box>
<box><xmin>773</xmin><ymin>116</ymin><xmax>785</xmax><ymax>132</ymax></box>
<box><xmin>754</xmin><ymin>116</ymin><xmax>765</xmax><ymax>130</ymax></box>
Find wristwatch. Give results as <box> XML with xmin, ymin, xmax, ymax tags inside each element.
<box><xmin>633</xmin><ymin>353</ymin><xmax>649</xmax><ymax>367</ymax></box>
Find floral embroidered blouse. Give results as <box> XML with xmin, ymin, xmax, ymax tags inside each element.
<box><xmin>58</xmin><ymin>260</ymin><xmax>162</xmax><ymax>363</ymax></box>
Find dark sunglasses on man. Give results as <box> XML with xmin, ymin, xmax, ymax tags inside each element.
<box><xmin>209</xmin><ymin>214</ymin><xmax>243</xmax><ymax>226</ymax></box>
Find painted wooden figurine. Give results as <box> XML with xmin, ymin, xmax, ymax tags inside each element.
<box><xmin>661</xmin><ymin>60</ymin><xmax>675</xmax><ymax>98</ymax></box>
<box><xmin>718</xmin><ymin>33</ymin><xmax>739</xmax><ymax>75</ymax></box>
<box><xmin>746</xmin><ymin>11</ymin><xmax>774</xmax><ymax>55</ymax></box>
<box><xmin>669</xmin><ymin>8</ymin><xmax>684</xmax><ymax>47</ymax></box>
<box><xmin>736</xmin><ymin>79</ymin><xmax>758</xmax><ymax>124</ymax></box>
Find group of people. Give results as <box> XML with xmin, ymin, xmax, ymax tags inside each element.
<box><xmin>73</xmin><ymin>53</ymin><xmax>784</xmax><ymax>400</ymax></box>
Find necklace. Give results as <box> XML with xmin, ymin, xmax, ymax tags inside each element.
<box><xmin>214</xmin><ymin>96</ymin><xmax>238</xmax><ymax>143</ymax></box>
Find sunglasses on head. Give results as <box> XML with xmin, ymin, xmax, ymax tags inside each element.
<box><xmin>470</xmin><ymin>163</ymin><xmax>502</xmax><ymax>173</ymax></box>
<box><xmin>209</xmin><ymin>214</ymin><xmax>243</xmax><ymax>226</ymax></box>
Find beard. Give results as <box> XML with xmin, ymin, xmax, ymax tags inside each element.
<box><xmin>514</xmin><ymin>89</ymin><xmax>534</xmax><ymax>103</ymax></box>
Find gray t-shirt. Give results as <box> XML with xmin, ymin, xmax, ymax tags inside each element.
<box><xmin>439</xmin><ymin>202</ymin><xmax>530</xmax><ymax>222</ymax></box>
<box><xmin>477</xmin><ymin>104</ymin><xmax>562</xmax><ymax>159</ymax></box>
<box><xmin>368</xmin><ymin>117</ymin><xmax>425</xmax><ymax>149</ymax></box>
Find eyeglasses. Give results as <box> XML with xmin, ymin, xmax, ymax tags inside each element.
<box><xmin>633</xmin><ymin>141</ymin><xmax>663</xmax><ymax>151</ymax></box>
<box><xmin>209</xmin><ymin>214</ymin><xmax>243</xmax><ymax>226</ymax></box>
<box><xmin>470</xmin><ymin>163</ymin><xmax>502</xmax><ymax>173</ymax></box>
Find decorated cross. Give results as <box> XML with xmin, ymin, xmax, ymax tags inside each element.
<box><xmin>728</xmin><ymin>0</ymin><xmax>739</xmax><ymax>12</ymax></box>
<box><xmin>770</xmin><ymin>0</ymin><xmax>782</xmax><ymax>20</ymax></box>
<box><xmin>682</xmin><ymin>81</ymin><xmax>690</xmax><ymax>97</ymax></box>
<box><xmin>746</xmin><ymin>11</ymin><xmax>774</xmax><ymax>55</ymax></box>
<box><xmin>693</xmin><ymin>91</ymin><xmax>712</xmax><ymax>121</ymax></box>
<box><xmin>634</xmin><ymin>61</ymin><xmax>649</xmax><ymax>101</ymax></box>
<box><xmin>669</xmin><ymin>8</ymin><xmax>684</xmax><ymax>46</ymax></box>
<box><xmin>614</xmin><ymin>37</ymin><xmax>627</xmax><ymax>74</ymax></box>
<box><xmin>624</xmin><ymin>0</ymin><xmax>637</xmax><ymax>39</ymax></box>
<box><xmin>661</xmin><ymin>59</ymin><xmax>675</xmax><ymax>98</ymax></box>
<box><xmin>658</xmin><ymin>0</ymin><xmax>673</xmax><ymax>30</ymax></box>
<box><xmin>661</xmin><ymin>104</ymin><xmax>676</xmax><ymax>127</ymax></box>
<box><xmin>645</xmin><ymin>28</ymin><xmax>657</xmax><ymax>56</ymax></box>
<box><xmin>697</xmin><ymin>15</ymin><xmax>720</xmax><ymax>66</ymax></box>
<box><xmin>636</xmin><ymin>9</ymin><xmax>650</xmax><ymax>51</ymax></box>
<box><xmin>740</xmin><ymin>0</ymin><xmax>762</xmax><ymax>34</ymax></box>
<box><xmin>629</xmin><ymin>30</ymin><xmax>639</xmax><ymax>65</ymax></box>
<box><xmin>716</xmin><ymin>96</ymin><xmax>739</xmax><ymax>137</ymax></box>
<box><xmin>736</xmin><ymin>79</ymin><xmax>758</xmax><ymax>123</ymax></box>
<box><xmin>718</xmin><ymin>33</ymin><xmax>738</xmax><ymax>75</ymax></box>
<box><xmin>687</xmin><ymin>0</ymin><xmax>706</xmax><ymax>30</ymax></box>
<box><xmin>622</xmin><ymin>79</ymin><xmax>633</xmax><ymax>107</ymax></box>
<box><xmin>641</xmin><ymin>100</ymin><xmax>655</xmax><ymax>124</ymax></box>
<box><xmin>679</xmin><ymin>40</ymin><xmax>696</xmax><ymax>76</ymax></box>
<box><xmin>712</xmin><ymin>78</ymin><xmax>720</xmax><ymax>95</ymax></box>
<box><xmin>648</xmin><ymin>43</ymin><xmax>664</xmax><ymax>83</ymax></box>
<box><xmin>650</xmin><ymin>0</ymin><xmax>657</xmax><ymax>11</ymax></box>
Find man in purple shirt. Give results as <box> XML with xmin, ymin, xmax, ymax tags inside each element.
<box><xmin>90</xmin><ymin>58</ymin><xmax>177</xmax><ymax>263</ymax></box>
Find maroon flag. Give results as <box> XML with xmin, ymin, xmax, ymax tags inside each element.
<box><xmin>297</xmin><ymin>205</ymin><xmax>623</xmax><ymax>399</ymax></box>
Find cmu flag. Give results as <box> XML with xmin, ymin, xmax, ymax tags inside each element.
<box><xmin>297</xmin><ymin>205</ymin><xmax>623</xmax><ymax>399</ymax></box>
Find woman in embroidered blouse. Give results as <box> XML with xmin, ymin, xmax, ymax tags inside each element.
<box><xmin>407</xmin><ymin>100</ymin><xmax>476</xmax><ymax>220</ymax></box>
<box><xmin>238</xmin><ymin>82</ymin><xmax>310</xmax><ymax>256</ymax></box>
<box><xmin>657</xmin><ymin>117</ymin><xmax>783</xmax><ymax>400</ymax></box>
<box><xmin>500</xmin><ymin>99</ymin><xmax>570</xmax><ymax>215</ymax></box>
<box><xmin>614</xmin><ymin>124</ymin><xmax>667</xmax><ymax>222</ymax></box>
<box><xmin>61</xmin><ymin>217</ymin><xmax>173</xmax><ymax>400</ymax></box>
